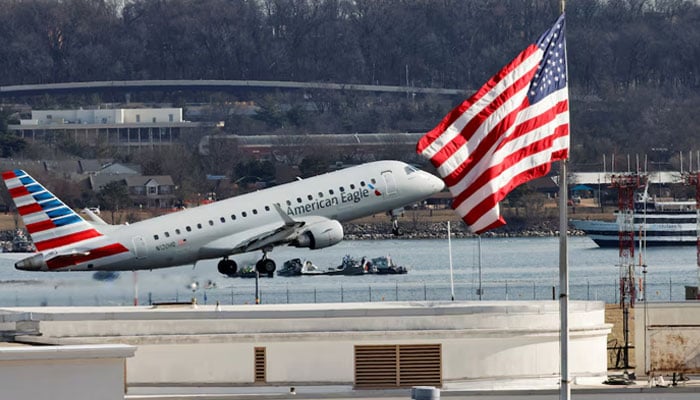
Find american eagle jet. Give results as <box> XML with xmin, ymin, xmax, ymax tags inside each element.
<box><xmin>2</xmin><ymin>161</ymin><xmax>443</xmax><ymax>276</ymax></box>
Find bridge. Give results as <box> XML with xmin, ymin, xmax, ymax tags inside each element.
<box><xmin>0</xmin><ymin>80</ymin><xmax>469</xmax><ymax>97</ymax></box>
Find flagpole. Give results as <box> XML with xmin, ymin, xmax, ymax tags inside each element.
<box><xmin>559</xmin><ymin>160</ymin><xmax>570</xmax><ymax>400</ymax></box>
<box><xmin>558</xmin><ymin>1</ymin><xmax>570</xmax><ymax>399</ymax></box>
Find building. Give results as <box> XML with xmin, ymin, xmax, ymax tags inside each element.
<box><xmin>8</xmin><ymin>108</ymin><xmax>218</xmax><ymax>149</ymax></box>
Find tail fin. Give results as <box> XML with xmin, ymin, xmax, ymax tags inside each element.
<box><xmin>2</xmin><ymin>170</ymin><xmax>103</xmax><ymax>252</ymax></box>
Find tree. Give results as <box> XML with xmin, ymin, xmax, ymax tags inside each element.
<box><xmin>97</xmin><ymin>180</ymin><xmax>131</xmax><ymax>224</ymax></box>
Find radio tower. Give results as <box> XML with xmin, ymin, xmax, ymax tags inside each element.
<box><xmin>610</xmin><ymin>172</ymin><xmax>647</xmax><ymax>379</ymax></box>
<box><xmin>610</xmin><ymin>173</ymin><xmax>647</xmax><ymax>307</ymax></box>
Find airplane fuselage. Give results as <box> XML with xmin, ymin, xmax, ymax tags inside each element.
<box><xmin>10</xmin><ymin>161</ymin><xmax>444</xmax><ymax>272</ymax></box>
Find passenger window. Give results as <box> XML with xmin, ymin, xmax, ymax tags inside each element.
<box><xmin>197</xmin><ymin>223</ymin><xmax>202</xmax><ymax>229</ymax></box>
<box><xmin>265</xmin><ymin>205</ymin><xmax>270</xmax><ymax>211</ymax></box>
<box><xmin>186</xmin><ymin>226</ymin><xmax>192</xmax><ymax>232</ymax></box>
<box><xmin>339</xmin><ymin>186</ymin><xmax>345</xmax><ymax>192</ymax></box>
<box><xmin>242</xmin><ymin>212</ymin><xmax>247</xmax><ymax>217</ymax></box>
<box><xmin>297</xmin><ymin>197</ymin><xmax>302</xmax><ymax>203</ymax></box>
<box><xmin>371</xmin><ymin>178</ymin><xmax>376</xmax><ymax>184</ymax></box>
<box><xmin>360</xmin><ymin>181</ymin><xmax>366</xmax><ymax>187</ymax></box>
<box><xmin>318</xmin><ymin>192</ymin><xmax>324</xmax><ymax>198</ymax></box>
<box><xmin>164</xmin><ymin>232</ymin><xmax>170</xmax><ymax>238</ymax></box>
<box><xmin>175</xmin><ymin>229</ymin><xmax>181</xmax><ymax>235</ymax></box>
<box><xmin>350</xmin><ymin>184</ymin><xmax>355</xmax><ymax>189</ymax></box>
<box><xmin>307</xmin><ymin>194</ymin><xmax>313</xmax><ymax>200</ymax></box>
<box><xmin>252</xmin><ymin>209</ymin><xmax>258</xmax><ymax>215</ymax></box>
<box><xmin>286</xmin><ymin>200</ymin><xmax>292</xmax><ymax>206</ymax></box>
<box><xmin>231</xmin><ymin>214</ymin><xmax>236</xmax><ymax>220</ymax></box>
<box><xmin>329</xmin><ymin>189</ymin><xmax>334</xmax><ymax>195</ymax></box>
<box><xmin>208</xmin><ymin>220</ymin><xmax>214</xmax><ymax>226</ymax></box>
<box><xmin>220</xmin><ymin>217</ymin><xmax>226</xmax><ymax>223</ymax></box>
<box><xmin>154</xmin><ymin>234</ymin><xmax>159</xmax><ymax>240</ymax></box>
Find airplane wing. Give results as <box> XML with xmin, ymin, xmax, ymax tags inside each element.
<box><xmin>198</xmin><ymin>205</ymin><xmax>342</xmax><ymax>257</ymax></box>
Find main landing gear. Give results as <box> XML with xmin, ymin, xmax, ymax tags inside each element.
<box><xmin>256</xmin><ymin>246</ymin><xmax>276</xmax><ymax>278</ymax></box>
<box><xmin>217</xmin><ymin>258</ymin><xmax>237</xmax><ymax>276</ymax></box>
<box><xmin>217</xmin><ymin>249</ymin><xmax>277</xmax><ymax>278</ymax></box>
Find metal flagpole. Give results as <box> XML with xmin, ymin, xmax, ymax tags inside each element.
<box><xmin>559</xmin><ymin>161</ymin><xmax>570</xmax><ymax>400</ymax></box>
<box><xmin>559</xmin><ymin>1</ymin><xmax>570</xmax><ymax>399</ymax></box>
<box><xmin>448</xmin><ymin>221</ymin><xmax>455</xmax><ymax>301</ymax></box>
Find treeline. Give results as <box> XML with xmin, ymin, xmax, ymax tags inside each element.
<box><xmin>1</xmin><ymin>0</ymin><xmax>700</xmax><ymax>168</ymax></box>
<box><xmin>0</xmin><ymin>0</ymin><xmax>697</xmax><ymax>91</ymax></box>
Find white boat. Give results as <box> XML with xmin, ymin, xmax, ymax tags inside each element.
<box><xmin>570</xmin><ymin>198</ymin><xmax>697</xmax><ymax>247</ymax></box>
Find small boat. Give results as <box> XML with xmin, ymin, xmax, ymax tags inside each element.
<box><xmin>278</xmin><ymin>258</ymin><xmax>303</xmax><ymax>276</ymax></box>
<box><xmin>236</xmin><ymin>265</ymin><xmax>273</xmax><ymax>278</ymax></box>
<box><xmin>326</xmin><ymin>255</ymin><xmax>366</xmax><ymax>276</ymax></box>
<box><xmin>369</xmin><ymin>256</ymin><xmax>408</xmax><ymax>274</ymax></box>
<box><xmin>300</xmin><ymin>260</ymin><xmax>327</xmax><ymax>275</ymax></box>
<box><xmin>570</xmin><ymin>195</ymin><xmax>697</xmax><ymax>247</ymax></box>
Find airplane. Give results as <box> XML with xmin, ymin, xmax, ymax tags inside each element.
<box><xmin>1</xmin><ymin>160</ymin><xmax>444</xmax><ymax>276</ymax></box>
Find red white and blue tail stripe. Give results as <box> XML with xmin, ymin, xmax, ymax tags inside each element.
<box><xmin>2</xmin><ymin>169</ymin><xmax>103</xmax><ymax>251</ymax></box>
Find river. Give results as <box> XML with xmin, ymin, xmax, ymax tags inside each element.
<box><xmin>0</xmin><ymin>236</ymin><xmax>696</xmax><ymax>307</ymax></box>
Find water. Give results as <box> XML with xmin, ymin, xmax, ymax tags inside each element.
<box><xmin>0</xmin><ymin>236</ymin><xmax>696</xmax><ymax>307</ymax></box>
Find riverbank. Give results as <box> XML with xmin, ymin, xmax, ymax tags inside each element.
<box><xmin>0</xmin><ymin>206</ymin><xmax>612</xmax><ymax>241</ymax></box>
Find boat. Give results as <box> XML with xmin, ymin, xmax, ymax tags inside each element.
<box><xmin>278</xmin><ymin>258</ymin><xmax>329</xmax><ymax>276</ymax></box>
<box><xmin>236</xmin><ymin>265</ymin><xmax>274</xmax><ymax>278</ymax></box>
<box><xmin>325</xmin><ymin>255</ymin><xmax>366</xmax><ymax>276</ymax></box>
<box><xmin>570</xmin><ymin>197</ymin><xmax>697</xmax><ymax>247</ymax></box>
<box><xmin>368</xmin><ymin>256</ymin><xmax>408</xmax><ymax>274</ymax></box>
<box><xmin>278</xmin><ymin>258</ymin><xmax>303</xmax><ymax>276</ymax></box>
<box><xmin>300</xmin><ymin>260</ymin><xmax>328</xmax><ymax>275</ymax></box>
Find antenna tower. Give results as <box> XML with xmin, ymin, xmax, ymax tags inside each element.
<box><xmin>610</xmin><ymin>172</ymin><xmax>647</xmax><ymax>379</ymax></box>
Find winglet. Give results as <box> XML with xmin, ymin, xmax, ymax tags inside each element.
<box><xmin>273</xmin><ymin>203</ymin><xmax>299</xmax><ymax>227</ymax></box>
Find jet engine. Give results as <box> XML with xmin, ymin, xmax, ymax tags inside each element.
<box><xmin>291</xmin><ymin>220</ymin><xmax>344</xmax><ymax>249</ymax></box>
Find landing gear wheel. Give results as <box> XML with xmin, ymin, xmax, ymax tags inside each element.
<box><xmin>256</xmin><ymin>259</ymin><xmax>276</xmax><ymax>277</ymax></box>
<box><xmin>217</xmin><ymin>258</ymin><xmax>237</xmax><ymax>277</ymax></box>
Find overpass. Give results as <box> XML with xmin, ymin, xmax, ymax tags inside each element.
<box><xmin>0</xmin><ymin>80</ymin><xmax>469</xmax><ymax>97</ymax></box>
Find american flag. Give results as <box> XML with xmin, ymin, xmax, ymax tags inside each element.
<box><xmin>417</xmin><ymin>14</ymin><xmax>569</xmax><ymax>234</ymax></box>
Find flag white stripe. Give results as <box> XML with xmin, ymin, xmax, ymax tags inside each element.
<box><xmin>454</xmin><ymin>131</ymin><xmax>569</xmax><ymax>229</ymax></box>
<box><xmin>449</xmin><ymin>88</ymin><xmax>568</xmax><ymax>196</ymax></box>
<box><xmin>436</xmin><ymin>85</ymin><xmax>529</xmax><ymax>178</ymax></box>
<box><xmin>450</xmin><ymin>111</ymin><xmax>569</xmax><ymax>213</ymax></box>
<box><xmin>421</xmin><ymin>49</ymin><xmax>543</xmax><ymax>161</ymax></box>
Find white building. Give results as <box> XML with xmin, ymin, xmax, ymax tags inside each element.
<box><xmin>9</xmin><ymin>108</ymin><xmax>217</xmax><ymax>149</ymax></box>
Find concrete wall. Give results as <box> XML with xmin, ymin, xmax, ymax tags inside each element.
<box><xmin>7</xmin><ymin>301</ymin><xmax>610</xmax><ymax>387</ymax></box>
<box><xmin>635</xmin><ymin>302</ymin><xmax>700</xmax><ymax>377</ymax></box>
<box><xmin>0</xmin><ymin>344</ymin><xmax>135</xmax><ymax>400</ymax></box>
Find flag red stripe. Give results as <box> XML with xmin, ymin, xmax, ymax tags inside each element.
<box><xmin>34</xmin><ymin>229</ymin><xmax>102</xmax><ymax>251</ymax></box>
<box><xmin>440</xmin><ymin>99</ymin><xmax>528</xmax><ymax>188</ymax></box>
<box><xmin>425</xmin><ymin>59</ymin><xmax>539</xmax><ymax>169</ymax></box>
<box><xmin>449</xmin><ymin>100</ymin><xmax>568</xmax><ymax>208</ymax></box>
<box><xmin>46</xmin><ymin>243</ymin><xmax>129</xmax><ymax>270</ymax></box>
<box><xmin>452</xmin><ymin>120</ymin><xmax>569</xmax><ymax>212</ymax></box>
<box><xmin>26</xmin><ymin>219</ymin><xmax>57</xmax><ymax>234</ymax></box>
<box><xmin>416</xmin><ymin>44</ymin><xmax>540</xmax><ymax>154</ymax></box>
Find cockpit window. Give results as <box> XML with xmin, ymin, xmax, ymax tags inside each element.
<box><xmin>405</xmin><ymin>165</ymin><xmax>419</xmax><ymax>174</ymax></box>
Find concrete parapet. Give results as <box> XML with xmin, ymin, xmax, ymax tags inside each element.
<box><xmin>4</xmin><ymin>301</ymin><xmax>610</xmax><ymax>387</ymax></box>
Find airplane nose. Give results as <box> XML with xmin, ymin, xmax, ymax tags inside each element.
<box><xmin>426</xmin><ymin>172</ymin><xmax>446</xmax><ymax>194</ymax></box>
